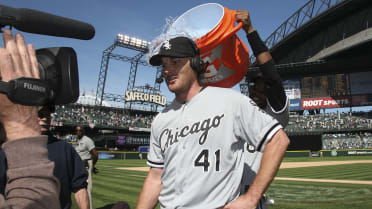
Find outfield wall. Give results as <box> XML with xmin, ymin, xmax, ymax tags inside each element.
<box><xmin>287</xmin><ymin>135</ymin><xmax>322</xmax><ymax>151</ymax></box>
<box><xmin>281</xmin><ymin>149</ymin><xmax>372</xmax><ymax>157</ymax></box>
<box><xmin>285</xmin><ymin>150</ymin><xmax>311</xmax><ymax>157</ymax></box>
<box><xmin>97</xmin><ymin>149</ymin><xmax>372</xmax><ymax>160</ymax></box>
<box><xmin>320</xmin><ymin>149</ymin><xmax>372</xmax><ymax>157</ymax></box>
<box><xmin>98</xmin><ymin>151</ymin><xmax>148</xmax><ymax>160</ymax></box>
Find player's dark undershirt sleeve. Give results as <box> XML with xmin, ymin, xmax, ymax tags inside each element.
<box><xmin>259</xmin><ymin>60</ymin><xmax>287</xmax><ymax>112</ymax></box>
<box><xmin>247</xmin><ymin>30</ymin><xmax>287</xmax><ymax>112</ymax></box>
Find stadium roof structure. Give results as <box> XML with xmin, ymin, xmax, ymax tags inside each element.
<box><xmin>247</xmin><ymin>49</ymin><xmax>372</xmax><ymax>81</ymax></box>
<box><xmin>245</xmin><ymin>0</ymin><xmax>372</xmax><ymax>81</ymax></box>
<box><xmin>77</xmin><ymin>95</ymin><xmax>112</xmax><ymax>107</ymax></box>
<box><xmin>269</xmin><ymin>0</ymin><xmax>371</xmax><ymax>62</ymax></box>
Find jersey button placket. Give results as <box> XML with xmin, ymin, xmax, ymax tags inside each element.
<box><xmin>181</xmin><ymin>104</ymin><xmax>187</xmax><ymax>150</ymax></box>
<box><xmin>175</xmin><ymin>104</ymin><xmax>187</xmax><ymax>195</ymax></box>
<box><xmin>181</xmin><ymin>104</ymin><xmax>192</xmax><ymax>194</ymax></box>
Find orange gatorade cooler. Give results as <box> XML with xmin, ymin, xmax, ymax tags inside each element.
<box><xmin>171</xmin><ymin>3</ymin><xmax>250</xmax><ymax>88</ymax></box>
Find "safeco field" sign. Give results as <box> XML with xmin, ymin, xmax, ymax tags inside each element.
<box><xmin>125</xmin><ymin>90</ymin><xmax>166</xmax><ymax>106</ymax></box>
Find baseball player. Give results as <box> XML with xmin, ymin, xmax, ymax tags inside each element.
<box><xmin>75</xmin><ymin>125</ymin><xmax>98</xmax><ymax>209</ymax></box>
<box><xmin>237</xmin><ymin>10</ymin><xmax>288</xmax><ymax>126</ymax></box>
<box><xmin>135</xmin><ymin>34</ymin><xmax>290</xmax><ymax>209</ymax></box>
<box><xmin>236</xmin><ymin>10</ymin><xmax>289</xmax><ymax>209</ymax></box>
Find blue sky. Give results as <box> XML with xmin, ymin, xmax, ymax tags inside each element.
<box><xmin>0</xmin><ymin>0</ymin><xmax>318</xmax><ymax>106</ymax></box>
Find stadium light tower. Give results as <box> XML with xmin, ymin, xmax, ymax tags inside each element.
<box><xmin>116</xmin><ymin>34</ymin><xmax>150</xmax><ymax>52</ymax></box>
<box><xmin>95</xmin><ymin>33</ymin><xmax>163</xmax><ymax>111</ymax></box>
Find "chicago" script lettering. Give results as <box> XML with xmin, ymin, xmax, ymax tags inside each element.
<box><xmin>159</xmin><ymin>114</ymin><xmax>225</xmax><ymax>152</ymax></box>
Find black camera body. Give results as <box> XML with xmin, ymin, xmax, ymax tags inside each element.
<box><xmin>37</xmin><ymin>47</ymin><xmax>79</xmax><ymax>105</ymax></box>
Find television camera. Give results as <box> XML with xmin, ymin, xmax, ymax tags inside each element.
<box><xmin>0</xmin><ymin>4</ymin><xmax>95</xmax><ymax>106</ymax></box>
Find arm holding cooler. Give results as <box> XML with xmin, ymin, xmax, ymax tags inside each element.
<box><xmin>247</xmin><ymin>30</ymin><xmax>287</xmax><ymax>112</ymax></box>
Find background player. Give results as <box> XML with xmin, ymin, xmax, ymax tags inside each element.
<box><xmin>75</xmin><ymin>125</ymin><xmax>98</xmax><ymax>209</ymax></box>
<box><xmin>39</xmin><ymin>105</ymin><xmax>90</xmax><ymax>209</ymax></box>
<box><xmin>136</xmin><ymin>35</ymin><xmax>290</xmax><ymax>209</ymax></box>
<box><xmin>237</xmin><ymin>10</ymin><xmax>288</xmax><ymax>126</ymax></box>
<box><xmin>236</xmin><ymin>10</ymin><xmax>289</xmax><ymax>209</ymax></box>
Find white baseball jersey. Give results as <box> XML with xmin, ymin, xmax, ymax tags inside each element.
<box><xmin>75</xmin><ymin>135</ymin><xmax>95</xmax><ymax>161</ymax></box>
<box><xmin>240</xmin><ymin>97</ymin><xmax>289</xmax><ymax>209</ymax></box>
<box><xmin>147</xmin><ymin>86</ymin><xmax>282</xmax><ymax>209</ymax></box>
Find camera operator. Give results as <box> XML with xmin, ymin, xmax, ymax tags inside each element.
<box><xmin>1</xmin><ymin>104</ymin><xmax>90</xmax><ymax>209</ymax></box>
<box><xmin>0</xmin><ymin>29</ymin><xmax>60</xmax><ymax>209</ymax></box>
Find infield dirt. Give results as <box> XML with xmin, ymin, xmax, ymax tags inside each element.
<box><xmin>117</xmin><ymin>160</ymin><xmax>372</xmax><ymax>185</ymax></box>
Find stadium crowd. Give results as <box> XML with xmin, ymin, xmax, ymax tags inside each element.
<box><xmin>285</xmin><ymin>112</ymin><xmax>372</xmax><ymax>133</ymax></box>
<box><xmin>322</xmin><ymin>132</ymin><xmax>372</xmax><ymax>150</ymax></box>
<box><xmin>52</xmin><ymin>104</ymin><xmax>154</xmax><ymax>129</ymax></box>
<box><xmin>51</xmin><ymin>104</ymin><xmax>372</xmax><ymax>150</ymax></box>
<box><xmin>54</xmin><ymin>105</ymin><xmax>372</xmax><ymax>133</ymax></box>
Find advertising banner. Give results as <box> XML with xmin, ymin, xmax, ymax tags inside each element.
<box><xmin>98</xmin><ymin>152</ymin><xmax>115</xmax><ymax>160</ymax></box>
<box><xmin>302</xmin><ymin>97</ymin><xmax>351</xmax><ymax>109</ymax></box>
<box><xmin>125</xmin><ymin>90</ymin><xmax>166</xmax><ymax>106</ymax></box>
<box><xmin>289</xmin><ymin>99</ymin><xmax>302</xmax><ymax>111</ymax></box>
<box><xmin>129</xmin><ymin>127</ymin><xmax>151</xmax><ymax>132</ymax></box>
<box><xmin>321</xmin><ymin>150</ymin><xmax>372</xmax><ymax>157</ymax></box>
<box><xmin>350</xmin><ymin>72</ymin><xmax>372</xmax><ymax>95</ymax></box>
<box><xmin>283</xmin><ymin>79</ymin><xmax>301</xmax><ymax>100</ymax></box>
<box><xmin>116</xmin><ymin>136</ymin><xmax>126</xmax><ymax>146</ymax></box>
<box><xmin>138</xmin><ymin>146</ymin><xmax>149</xmax><ymax>153</ymax></box>
<box><xmin>352</xmin><ymin>94</ymin><xmax>372</xmax><ymax>106</ymax></box>
<box><xmin>300</xmin><ymin>74</ymin><xmax>350</xmax><ymax>99</ymax></box>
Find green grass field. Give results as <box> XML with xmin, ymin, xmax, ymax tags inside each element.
<box><xmin>71</xmin><ymin>155</ymin><xmax>372</xmax><ymax>209</ymax></box>
<box><xmin>270</xmin><ymin>156</ymin><xmax>372</xmax><ymax>209</ymax></box>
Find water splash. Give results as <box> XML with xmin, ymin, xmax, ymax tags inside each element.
<box><xmin>146</xmin><ymin>16</ymin><xmax>200</xmax><ymax>65</ymax></box>
<box><xmin>146</xmin><ymin>3</ymin><xmax>224</xmax><ymax>65</ymax></box>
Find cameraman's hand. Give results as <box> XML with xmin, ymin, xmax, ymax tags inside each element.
<box><xmin>0</xmin><ymin>30</ymin><xmax>40</xmax><ymax>141</ymax></box>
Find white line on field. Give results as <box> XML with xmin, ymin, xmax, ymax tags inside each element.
<box><xmin>275</xmin><ymin>177</ymin><xmax>372</xmax><ymax>185</ymax></box>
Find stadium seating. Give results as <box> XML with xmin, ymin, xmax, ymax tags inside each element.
<box><xmin>52</xmin><ymin>104</ymin><xmax>155</xmax><ymax>129</ymax></box>
<box><xmin>285</xmin><ymin>112</ymin><xmax>372</xmax><ymax>133</ymax></box>
<box><xmin>51</xmin><ymin>104</ymin><xmax>372</xmax><ymax>150</ymax></box>
<box><xmin>322</xmin><ymin>132</ymin><xmax>372</xmax><ymax>150</ymax></box>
